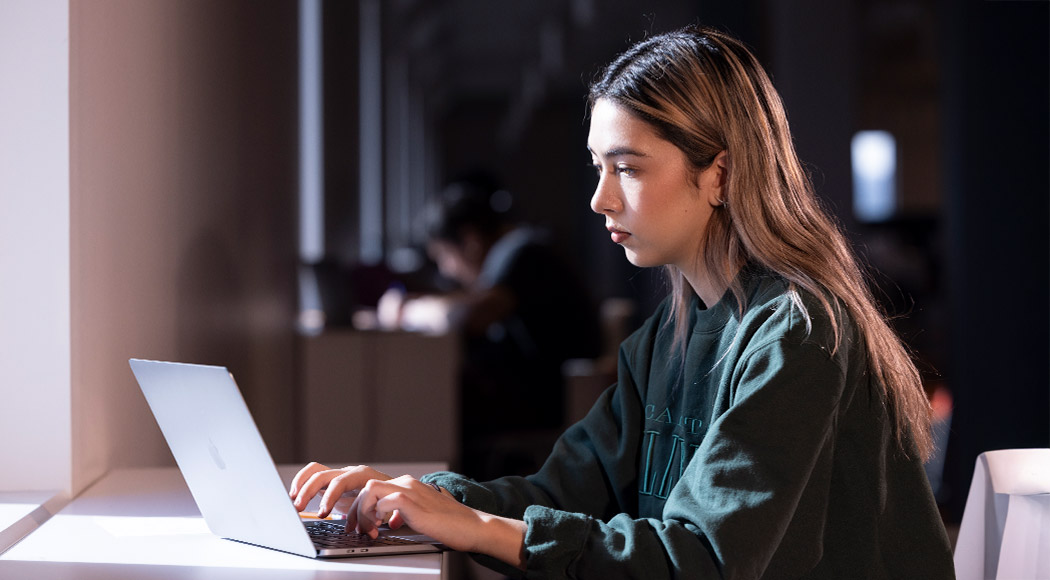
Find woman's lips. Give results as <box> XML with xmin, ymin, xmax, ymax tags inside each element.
<box><xmin>607</xmin><ymin>225</ymin><xmax>631</xmax><ymax>244</ymax></box>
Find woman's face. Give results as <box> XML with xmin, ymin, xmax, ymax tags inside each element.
<box><xmin>587</xmin><ymin>99</ymin><xmax>725</xmax><ymax>282</ymax></box>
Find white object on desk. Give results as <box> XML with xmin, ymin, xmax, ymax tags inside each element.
<box><xmin>0</xmin><ymin>464</ymin><xmax>447</xmax><ymax>579</ymax></box>
<box><xmin>954</xmin><ymin>448</ymin><xmax>1050</xmax><ymax>580</ymax></box>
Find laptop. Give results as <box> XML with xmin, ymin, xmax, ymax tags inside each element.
<box><xmin>128</xmin><ymin>358</ymin><xmax>443</xmax><ymax>558</ymax></box>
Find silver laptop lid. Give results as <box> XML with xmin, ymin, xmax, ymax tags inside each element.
<box><xmin>129</xmin><ymin>359</ymin><xmax>317</xmax><ymax>558</ymax></box>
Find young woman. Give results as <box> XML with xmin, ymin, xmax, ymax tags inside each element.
<box><xmin>289</xmin><ymin>26</ymin><xmax>956</xmax><ymax>578</ymax></box>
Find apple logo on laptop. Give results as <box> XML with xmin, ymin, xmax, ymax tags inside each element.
<box><xmin>208</xmin><ymin>439</ymin><xmax>227</xmax><ymax>470</ymax></box>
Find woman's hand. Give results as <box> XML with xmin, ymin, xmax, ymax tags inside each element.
<box><xmin>350</xmin><ymin>473</ymin><xmax>527</xmax><ymax>569</ymax></box>
<box><xmin>289</xmin><ymin>462</ymin><xmax>393</xmax><ymax>518</ymax></box>
<box><xmin>288</xmin><ymin>462</ymin><xmax>527</xmax><ymax>570</ymax></box>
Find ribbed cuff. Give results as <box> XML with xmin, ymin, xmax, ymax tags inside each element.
<box><xmin>420</xmin><ymin>471</ymin><xmax>500</xmax><ymax>514</ymax></box>
<box><xmin>522</xmin><ymin>505</ymin><xmax>594</xmax><ymax>577</ymax></box>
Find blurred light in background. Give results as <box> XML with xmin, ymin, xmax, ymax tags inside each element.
<box><xmin>296</xmin><ymin>264</ymin><xmax>325</xmax><ymax>336</ymax></box>
<box><xmin>851</xmin><ymin>130</ymin><xmax>897</xmax><ymax>223</ymax></box>
<box><xmin>298</xmin><ymin>0</ymin><xmax>323</xmax><ymax>263</ymax></box>
<box><xmin>359</xmin><ymin>0</ymin><xmax>383</xmax><ymax>265</ymax></box>
<box><xmin>298</xmin><ymin>0</ymin><xmax>325</xmax><ymax>336</ymax></box>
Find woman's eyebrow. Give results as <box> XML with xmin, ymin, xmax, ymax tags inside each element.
<box><xmin>587</xmin><ymin>146</ymin><xmax>650</xmax><ymax>158</ymax></box>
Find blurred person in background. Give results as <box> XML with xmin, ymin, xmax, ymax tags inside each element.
<box><xmin>378</xmin><ymin>175</ymin><xmax>602</xmax><ymax>478</ymax></box>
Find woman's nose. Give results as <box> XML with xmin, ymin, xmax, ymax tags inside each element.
<box><xmin>590</xmin><ymin>176</ymin><xmax>621</xmax><ymax>215</ymax></box>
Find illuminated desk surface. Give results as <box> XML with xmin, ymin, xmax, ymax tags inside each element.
<box><xmin>0</xmin><ymin>463</ymin><xmax>448</xmax><ymax>579</ymax></box>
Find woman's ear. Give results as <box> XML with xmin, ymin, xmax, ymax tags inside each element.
<box><xmin>702</xmin><ymin>150</ymin><xmax>730</xmax><ymax>207</ymax></box>
<box><xmin>713</xmin><ymin>150</ymin><xmax>729</xmax><ymax>187</ymax></box>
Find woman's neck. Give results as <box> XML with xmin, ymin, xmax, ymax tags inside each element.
<box><xmin>684</xmin><ymin>260</ymin><xmax>742</xmax><ymax>308</ymax></box>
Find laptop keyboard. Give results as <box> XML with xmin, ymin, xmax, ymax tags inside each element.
<box><xmin>305</xmin><ymin>520</ymin><xmax>421</xmax><ymax>549</ymax></box>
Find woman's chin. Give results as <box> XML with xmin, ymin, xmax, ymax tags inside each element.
<box><xmin>623</xmin><ymin>250</ymin><xmax>660</xmax><ymax>269</ymax></box>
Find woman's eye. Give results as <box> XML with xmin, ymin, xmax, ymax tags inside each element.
<box><xmin>588</xmin><ymin>161</ymin><xmax>635</xmax><ymax>178</ymax></box>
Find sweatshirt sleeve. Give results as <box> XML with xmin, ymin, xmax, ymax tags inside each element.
<box><xmin>428</xmin><ymin>316</ymin><xmax>852</xmax><ymax>579</ymax></box>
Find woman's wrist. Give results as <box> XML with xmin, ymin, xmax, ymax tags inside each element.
<box><xmin>472</xmin><ymin>511</ymin><xmax>528</xmax><ymax>571</ymax></box>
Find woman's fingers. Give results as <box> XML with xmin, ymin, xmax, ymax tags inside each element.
<box><xmin>288</xmin><ymin>464</ymin><xmax>440</xmax><ymax>534</ymax></box>
<box><xmin>347</xmin><ymin>476</ymin><xmax>439</xmax><ymax>537</ymax></box>
<box><xmin>289</xmin><ymin>464</ymin><xmax>394</xmax><ymax>515</ymax></box>
<box><xmin>288</xmin><ymin>462</ymin><xmax>330</xmax><ymax>499</ymax></box>
<box><xmin>346</xmin><ymin>477</ymin><xmax>396</xmax><ymax>537</ymax></box>
<box><xmin>317</xmin><ymin>468</ymin><xmax>376</xmax><ymax>516</ymax></box>
<box><xmin>387</xmin><ymin>509</ymin><xmax>406</xmax><ymax>530</ymax></box>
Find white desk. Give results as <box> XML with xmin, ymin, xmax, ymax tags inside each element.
<box><xmin>0</xmin><ymin>464</ymin><xmax>448</xmax><ymax>579</ymax></box>
<box><xmin>0</xmin><ymin>490</ymin><xmax>67</xmax><ymax>555</ymax></box>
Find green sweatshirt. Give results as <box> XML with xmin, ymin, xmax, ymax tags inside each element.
<box><xmin>424</xmin><ymin>267</ymin><xmax>955</xmax><ymax>579</ymax></box>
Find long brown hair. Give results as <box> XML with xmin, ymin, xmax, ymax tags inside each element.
<box><xmin>589</xmin><ymin>26</ymin><xmax>934</xmax><ymax>460</ymax></box>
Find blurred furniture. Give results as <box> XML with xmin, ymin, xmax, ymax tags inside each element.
<box><xmin>954</xmin><ymin>448</ymin><xmax>1050</xmax><ymax>580</ymax></box>
<box><xmin>0</xmin><ymin>464</ymin><xmax>447</xmax><ymax>579</ymax></box>
<box><xmin>299</xmin><ymin>330</ymin><xmax>459</xmax><ymax>466</ymax></box>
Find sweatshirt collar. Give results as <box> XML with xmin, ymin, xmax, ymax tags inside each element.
<box><xmin>691</xmin><ymin>263</ymin><xmax>761</xmax><ymax>334</ymax></box>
